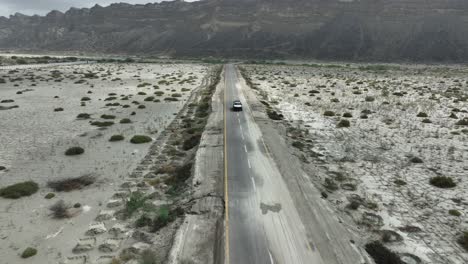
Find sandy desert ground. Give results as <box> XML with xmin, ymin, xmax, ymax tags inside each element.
<box><xmin>0</xmin><ymin>62</ymin><xmax>211</xmax><ymax>263</ymax></box>
<box><xmin>241</xmin><ymin>63</ymin><xmax>468</xmax><ymax>264</ymax></box>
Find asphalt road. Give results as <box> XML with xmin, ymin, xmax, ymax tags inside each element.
<box><xmin>224</xmin><ymin>64</ymin><xmax>325</xmax><ymax>264</ymax></box>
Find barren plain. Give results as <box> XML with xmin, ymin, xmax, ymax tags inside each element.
<box><xmin>241</xmin><ymin>63</ymin><xmax>468</xmax><ymax>264</ymax></box>
<box><xmin>0</xmin><ymin>61</ymin><xmax>214</xmax><ymax>263</ymax></box>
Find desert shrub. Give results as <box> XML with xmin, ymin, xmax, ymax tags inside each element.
<box><xmin>365</xmin><ymin>241</ymin><xmax>403</xmax><ymax>264</ymax></box>
<box><xmin>324</xmin><ymin>178</ymin><xmax>338</xmax><ymax>191</ymax></box>
<box><xmin>144</xmin><ymin>96</ymin><xmax>155</xmax><ymax>101</ymax></box>
<box><xmin>49</xmin><ymin>200</ymin><xmax>70</xmax><ymax>218</ymax></box>
<box><xmin>74</xmin><ymin>203</ymin><xmax>81</xmax><ymax>208</ymax></box>
<box><xmin>135</xmin><ymin>214</ymin><xmax>152</xmax><ymax>227</ymax></box>
<box><xmin>449</xmin><ymin>209</ymin><xmax>461</xmax><ymax>217</ymax></box>
<box><xmin>429</xmin><ymin>176</ymin><xmax>456</xmax><ymax>188</ymax></box>
<box><xmin>343</xmin><ymin>112</ymin><xmax>353</xmax><ymax>118</ymax></box>
<box><xmin>0</xmin><ymin>181</ymin><xmax>39</xmax><ymax>199</ymax></box>
<box><xmin>21</xmin><ymin>247</ymin><xmax>37</xmax><ymax>258</ymax></box>
<box><xmin>337</xmin><ymin>119</ymin><xmax>350</xmax><ymax>128</ymax></box>
<box><xmin>394</xmin><ymin>179</ymin><xmax>407</xmax><ymax>186</ymax></box>
<box><xmin>105</xmin><ymin>96</ymin><xmax>117</xmax><ymax>101</ymax></box>
<box><xmin>90</xmin><ymin>121</ymin><xmax>114</xmax><ymax>127</ymax></box>
<box><xmin>348</xmin><ymin>200</ymin><xmax>361</xmax><ymax>210</ymax></box>
<box><xmin>125</xmin><ymin>191</ymin><xmax>147</xmax><ymax>217</ymax></box>
<box><xmin>100</xmin><ymin>114</ymin><xmax>116</xmax><ymax>119</ymax></box>
<box><xmin>182</xmin><ymin>135</ymin><xmax>201</xmax><ymax>150</ymax></box>
<box><xmin>48</xmin><ymin>175</ymin><xmax>95</xmax><ymax>192</ymax></box>
<box><xmin>154</xmin><ymin>91</ymin><xmax>164</xmax><ymax>96</ymax></box>
<box><xmin>138</xmin><ymin>105</ymin><xmax>146</xmax><ymax>109</ymax></box>
<box><xmin>449</xmin><ymin>112</ymin><xmax>458</xmax><ymax>119</ymax></box>
<box><xmin>365</xmin><ymin>96</ymin><xmax>375</xmax><ymax>102</ymax></box>
<box><xmin>120</xmin><ymin>118</ymin><xmax>132</xmax><ymax>124</ymax></box>
<box><xmin>65</xmin><ymin>147</ymin><xmax>84</xmax><ymax>156</ymax></box>
<box><xmin>416</xmin><ymin>112</ymin><xmax>428</xmax><ymax>117</ymax></box>
<box><xmin>458</xmin><ymin>231</ymin><xmax>468</xmax><ymax>251</ymax></box>
<box><xmin>139</xmin><ymin>249</ymin><xmax>159</xmax><ymax>264</ymax></box>
<box><xmin>323</xmin><ymin>110</ymin><xmax>335</xmax><ymax>116</ymax></box>
<box><xmin>130</xmin><ymin>135</ymin><xmax>152</xmax><ymax>144</ymax></box>
<box><xmin>171</xmin><ymin>93</ymin><xmax>182</xmax><ymax>97</ymax></box>
<box><xmin>410</xmin><ymin>157</ymin><xmax>423</xmax><ymax>163</ymax></box>
<box><xmin>267</xmin><ymin>110</ymin><xmax>283</xmax><ymax>120</ymax></box>
<box><xmin>0</xmin><ymin>166</ymin><xmax>5</xmax><ymax>170</ymax></box>
<box><xmin>455</xmin><ymin>118</ymin><xmax>468</xmax><ymax>126</ymax></box>
<box><xmin>109</xmin><ymin>135</ymin><xmax>125</xmax><ymax>142</ymax></box>
<box><xmin>45</xmin><ymin>193</ymin><xmax>55</xmax><ymax>199</ymax></box>
<box><xmin>421</xmin><ymin>118</ymin><xmax>432</xmax><ymax>123</ymax></box>
<box><xmin>76</xmin><ymin>113</ymin><xmax>90</xmax><ymax>119</ymax></box>
<box><xmin>292</xmin><ymin>141</ymin><xmax>304</xmax><ymax>150</ymax></box>
<box><xmin>81</xmin><ymin>97</ymin><xmax>91</xmax><ymax>101</ymax></box>
<box><xmin>54</xmin><ymin>107</ymin><xmax>64</xmax><ymax>112</ymax></box>
<box><xmin>164</xmin><ymin>97</ymin><xmax>179</xmax><ymax>102</ymax></box>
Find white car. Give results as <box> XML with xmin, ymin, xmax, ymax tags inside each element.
<box><xmin>232</xmin><ymin>100</ymin><xmax>242</xmax><ymax>111</ymax></box>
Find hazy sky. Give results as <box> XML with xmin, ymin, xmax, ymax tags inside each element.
<box><xmin>0</xmin><ymin>0</ymin><xmax>198</xmax><ymax>17</ymax></box>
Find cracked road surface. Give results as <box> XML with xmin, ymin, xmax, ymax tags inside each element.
<box><xmin>224</xmin><ymin>64</ymin><xmax>325</xmax><ymax>264</ymax></box>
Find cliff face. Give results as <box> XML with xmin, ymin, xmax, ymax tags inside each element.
<box><xmin>1</xmin><ymin>0</ymin><xmax>468</xmax><ymax>62</ymax></box>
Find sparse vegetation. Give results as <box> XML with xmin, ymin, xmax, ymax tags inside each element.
<box><xmin>120</xmin><ymin>118</ymin><xmax>132</xmax><ymax>124</ymax></box>
<box><xmin>91</xmin><ymin>121</ymin><xmax>114</xmax><ymax>127</ymax></box>
<box><xmin>130</xmin><ymin>135</ymin><xmax>152</xmax><ymax>144</ymax></box>
<box><xmin>49</xmin><ymin>200</ymin><xmax>71</xmax><ymax>218</ymax></box>
<box><xmin>336</xmin><ymin>119</ymin><xmax>350</xmax><ymax>128</ymax></box>
<box><xmin>109</xmin><ymin>135</ymin><xmax>125</xmax><ymax>142</ymax></box>
<box><xmin>0</xmin><ymin>181</ymin><xmax>39</xmax><ymax>199</ymax></box>
<box><xmin>48</xmin><ymin>175</ymin><xmax>96</xmax><ymax>192</ymax></box>
<box><xmin>21</xmin><ymin>247</ymin><xmax>37</xmax><ymax>258</ymax></box>
<box><xmin>65</xmin><ymin>146</ymin><xmax>84</xmax><ymax>156</ymax></box>
<box><xmin>429</xmin><ymin>176</ymin><xmax>456</xmax><ymax>188</ymax></box>
<box><xmin>76</xmin><ymin>113</ymin><xmax>91</xmax><ymax>119</ymax></box>
<box><xmin>45</xmin><ymin>193</ymin><xmax>55</xmax><ymax>199</ymax></box>
<box><xmin>449</xmin><ymin>209</ymin><xmax>461</xmax><ymax>217</ymax></box>
<box><xmin>365</xmin><ymin>241</ymin><xmax>403</xmax><ymax>264</ymax></box>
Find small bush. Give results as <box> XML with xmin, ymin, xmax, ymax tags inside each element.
<box><xmin>348</xmin><ymin>200</ymin><xmax>361</xmax><ymax>210</ymax></box>
<box><xmin>182</xmin><ymin>135</ymin><xmax>201</xmax><ymax>150</ymax></box>
<box><xmin>65</xmin><ymin>147</ymin><xmax>84</xmax><ymax>156</ymax></box>
<box><xmin>109</xmin><ymin>135</ymin><xmax>125</xmax><ymax>142</ymax></box>
<box><xmin>54</xmin><ymin>107</ymin><xmax>64</xmax><ymax>112</ymax></box>
<box><xmin>343</xmin><ymin>112</ymin><xmax>353</xmax><ymax>118</ymax></box>
<box><xmin>394</xmin><ymin>179</ymin><xmax>407</xmax><ymax>186</ymax></box>
<box><xmin>421</xmin><ymin>118</ymin><xmax>432</xmax><ymax>123</ymax></box>
<box><xmin>21</xmin><ymin>247</ymin><xmax>37</xmax><ymax>258</ymax></box>
<box><xmin>90</xmin><ymin>121</ymin><xmax>114</xmax><ymax>127</ymax></box>
<box><xmin>48</xmin><ymin>175</ymin><xmax>95</xmax><ymax>192</ymax></box>
<box><xmin>125</xmin><ymin>191</ymin><xmax>147</xmax><ymax>217</ymax></box>
<box><xmin>449</xmin><ymin>209</ymin><xmax>461</xmax><ymax>217</ymax></box>
<box><xmin>410</xmin><ymin>157</ymin><xmax>423</xmax><ymax>163</ymax></box>
<box><xmin>0</xmin><ymin>181</ymin><xmax>39</xmax><ymax>199</ymax></box>
<box><xmin>138</xmin><ymin>105</ymin><xmax>146</xmax><ymax>109</ymax></box>
<box><xmin>365</xmin><ymin>96</ymin><xmax>375</xmax><ymax>102</ymax></box>
<box><xmin>458</xmin><ymin>231</ymin><xmax>468</xmax><ymax>251</ymax></box>
<box><xmin>136</xmin><ymin>214</ymin><xmax>152</xmax><ymax>227</ymax></box>
<box><xmin>455</xmin><ymin>118</ymin><xmax>468</xmax><ymax>126</ymax></box>
<box><xmin>323</xmin><ymin>110</ymin><xmax>335</xmax><ymax>116</ymax></box>
<box><xmin>120</xmin><ymin>118</ymin><xmax>131</xmax><ymax>124</ymax></box>
<box><xmin>45</xmin><ymin>193</ymin><xmax>55</xmax><ymax>199</ymax></box>
<box><xmin>429</xmin><ymin>176</ymin><xmax>456</xmax><ymax>188</ymax></box>
<box><xmin>337</xmin><ymin>119</ymin><xmax>350</xmax><ymax>128</ymax></box>
<box><xmin>416</xmin><ymin>112</ymin><xmax>428</xmax><ymax>117</ymax></box>
<box><xmin>100</xmin><ymin>114</ymin><xmax>116</xmax><ymax>119</ymax></box>
<box><xmin>81</xmin><ymin>97</ymin><xmax>91</xmax><ymax>101</ymax></box>
<box><xmin>267</xmin><ymin>110</ymin><xmax>283</xmax><ymax>120</ymax></box>
<box><xmin>76</xmin><ymin>113</ymin><xmax>90</xmax><ymax>119</ymax></box>
<box><xmin>49</xmin><ymin>200</ymin><xmax>70</xmax><ymax>218</ymax></box>
<box><xmin>292</xmin><ymin>141</ymin><xmax>304</xmax><ymax>150</ymax></box>
<box><xmin>130</xmin><ymin>135</ymin><xmax>152</xmax><ymax>144</ymax></box>
<box><xmin>365</xmin><ymin>241</ymin><xmax>403</xmax><ymax>264</ymax></box>
<box><xmin>144</xmin><ymin>96</ymin><xmax>155</xmax><ymax>101</ymax></box>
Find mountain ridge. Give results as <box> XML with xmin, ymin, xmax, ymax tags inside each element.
<box><xmin>1</xmin><ymin>0</ymin><xmax>468</xmax><ymax>62</ymax></box>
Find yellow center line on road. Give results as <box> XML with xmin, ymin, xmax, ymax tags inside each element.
<box><xmin>224</xmin><ymin>66</ymin><xmax>230</xmax><ymax>264</ymax></box>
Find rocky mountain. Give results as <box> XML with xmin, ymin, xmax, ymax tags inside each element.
<box><xmin>1</xmin><ymin>0</ymin><xmax>468</xmax><ymax>62</ymax></box>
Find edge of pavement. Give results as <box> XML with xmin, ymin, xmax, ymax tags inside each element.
<box><xmin>237</xmin><ymin>66</ymin><xmax>373</xmax><ymax>264</ymax></box>
<box><xmin>168</xmin><ymin>66</ymin><xmax>225</xmax><ymax>264</ymax></box>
